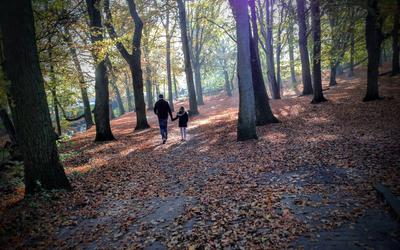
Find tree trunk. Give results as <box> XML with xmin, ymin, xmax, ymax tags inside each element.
<box><xmin>144</xmin><ymin>51</ymin><xmax>153</xmax><ymax>110</ymax></box>
<box><xmin>0</xmin><ymin>108</ymin><xmax>16</xmax><ymax>144</ymax></box>
<box><xmin>296</xmin><ymin>0</ymin><xmax>313</xmax><ymax>95</ymax></box>
<box><xmin>124</xmin><ymin>72</ymin><xmax>134</xmax><ymax>112</ymax></box>
<box><xmin>288</xmin><ymin>1</ymin><xmax>297</xmax><ymax>85</ymax></box>
<box><xmin>0</xmin><ymin>0</ymin><xmax>71</xmax><ymax>194</ymax></box>
<box><xmin>104</xmin><ymin>0</ymin><xmax>149</xmax><ymax>130</ymax></box>
<box><xmin>329</xmin><ymin>63</ymin><xmax>338</xmax><ymax>86</ymax></box>
<box><xmin>249</xmin><ymin>0</ymin><xmax>278</xmax><ymax>125</ymax></box>
<box><xmin>288</xmin><ymin>25</ymin><xmax>297</xmax><ymax>85</ymax></box>
<box><xmin>311</xmin><ymin>0</ymin><xmax>327</xmax><ymax>104</ymax></box>
<box><xmin>177</xmin><ymin>0</ymin><xmax>199</xmax><ymax>115</ymax></box>
<box><xmin>193</xmin><ymin>63</ymin><xmax>204</xmax><ymax>105</ymax></box>
<box><xmin>165</xmin><ymin>10</ymin><xmax>174</xmax><ymax>112</ymax></box>
<box><xmin>51</xmin><ymin>88</ymin><xmax>62</xmax><ymax>135</ymax></box>
<box><xmin>347</xmin><ymin>24</ymin><xmax>355</xmax><ymax>77</ymax></box>
<box><xmin>265</xmin><ymin>0</ymin><xmax>280</xmax><ymax>99</ymax></box>
<box><xmin>105</xmin><ymin>58</ymin><xmax>125</xmax><ymax>116</ymax></box>
<box><xmin>229</xmin><ymin>0</ymin><xmax>258</xmax><ymax>141</ymax></box>
<box><xmin>363</xmin><ymin>0</ymin><xmax>382</xmax><ymax>102</ymax></box>
<box><xmin>392</xmin><ymin>0</ymin><xmax>400</xmax><ymax>75</ymax></box>
<box><xmin>86</xmin><ymin>0</ymin><xmax>114</xmax><ymax>141</ymax></box>
<box><xmin>223</xmin><ymin>69</ymin><xmax>232</xmax><ymax>97</ymax></box>
<box><xmin>173</xmin><ymin>72</ymin><xmax>179</xmax><ymax>100</ymax></box>
<box><xmin>64</xmin><ymin>27</ymin><xmax>94</xmax><ymax>129</ymax></box>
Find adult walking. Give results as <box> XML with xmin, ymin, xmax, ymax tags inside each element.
<box><xmin>154</xmin><ymin>94</ymin><xmax>173</xmax><ymax>144</ymax></box>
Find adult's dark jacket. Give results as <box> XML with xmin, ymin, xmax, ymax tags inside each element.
<box><xmin>154</xmin><ymin>99</ymin><xmax>173</xmax><ymax>120</ymax></box>
<box><xmin>172</xmin><ymin>111</ymin><xmax>189</xmax><ymax>127</ymax></box>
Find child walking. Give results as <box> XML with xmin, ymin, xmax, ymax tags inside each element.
<box><xmin>172</xmin><ymin>106</ymin><xmax>189</xmax><ymax>141</ymax></box>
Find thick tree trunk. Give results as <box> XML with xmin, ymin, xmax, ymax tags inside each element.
<box><xmin>392</xmin><ymin>0</ymin><xmax>400</xmax><ymax>75</ymax></box>
<box><xmin>86</xmin><ymin>0</ymin><xmax>114</xmax><ymax>141</ymax></box>
<box><xmin>265</xmin><ymin>0</ymin><xmax>280</xmax><ymax>99</ymax></box>
<box><xmin>229</xmin><ymin>0</ymin><xmax>258</xmax><ymax>141</ymax></box>
<box><xmin>165</xmin><ymin>11</ymin><xmax>174</xmax><ymax>112</ymax></box>
<box><xmin>104</xmin><ymin>0</ymin><xmax>149</xmax><ymax>129</ymax></box>
<box><xmin>364</xmin><ymin>0</ymin><xmax>382</xmax><ymax>102</ymax></box>
<box><xmin>296</xmin><ymin>0</ymin><xmax>313</xmax><ymax>95</ymax></box>
<box><xmin>0</xmin><ymin>0</ymin><xmax>71</xmax><ymax>194</ymax></box>
<box><xmin>177</xmin><ymin>0</ymin><xmax>199</xmax><ymax>115</ymax></box>
<box><xmin>311</xmin><ymin>0</ymin><xmax>327</xmax><ymax>104</ymax></box>
<box><xmin>249</xmin><ymin>0</ymin><xmax>278</xmax><ymax>125</ymax></box>
<box><xmin>124</xmin><ymin>72</ymin><xmax>134</xmax><ymax>112</ymax></box>
<box><xmin>64</xmin><ymin>28</ymin><xmax>94</xmax><ymax>129</ymax></box>
<box><xmin>0</xmin><ymin>108</ymin><xmax>16</xmax><ymax>144</ymax></box>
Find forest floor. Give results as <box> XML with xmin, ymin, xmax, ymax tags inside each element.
<box><xmin>1</xmin><ymin>68</ymin><xmax>400</xmax><ymax>249</ymax></box>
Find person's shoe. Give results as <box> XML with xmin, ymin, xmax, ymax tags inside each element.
<box><xmin>163</xmin><ymin>139</ymin><xmax>166</xmax><ymax>144</ymax></box>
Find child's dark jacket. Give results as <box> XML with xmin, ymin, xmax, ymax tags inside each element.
<box><xmin>173</xmin><ymin>111</ymin><xmax>189</xmax><ymax>127</ymax></box>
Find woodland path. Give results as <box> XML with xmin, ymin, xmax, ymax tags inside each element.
<box><xmin>1</xmin><ymin>70</ymin><xmax>400</xmax><ymax>249</ymax></box>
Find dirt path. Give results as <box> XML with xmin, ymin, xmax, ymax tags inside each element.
<box><xmin>1</xmin><ymin>71</ymin><xmax>400</xmax><ymax>249</ymax></box>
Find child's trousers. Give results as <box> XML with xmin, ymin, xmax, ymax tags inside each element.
<box><xmin>180</xmin><ymin>127</ymin><xmax>187</xmax><ymax>140</ymax></box>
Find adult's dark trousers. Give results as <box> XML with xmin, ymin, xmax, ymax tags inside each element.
<box><xmin>158</xmin><ymin>118</ymin><xmax>168</xmax><ymax>140</ymax></box>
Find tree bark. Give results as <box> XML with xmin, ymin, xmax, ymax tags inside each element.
<box><xmin>104</xmin><ymin>0</ymin><xmax>149</xmax><ymax>129</ymax></box>
<box><xmin>392</xmin><ymin>0</ymin><xmax>400</xmax><ymax>75</ymax></box>
<box><xmin>296</xmin><ymin>0</ymin><xmax>313</xmax><ymax>95</ymax></box>
<box><xmin>193</xmin><ymin>62</ymin><xmax>204</xmax><ymax>105</ymax></box>
<box><xmin>348</xmin><ymin>13</ymin><xmax>355</xmax><ymax>77</ymax></box>
<box><xmin>165</xmin><ymin>10</ymin><xmax>174</xmax><ymax>112</ymax></box>
<box><xmin>86</xmin><ymin>0</ymin><xmax>115</xmax><ymax>141</ymax></box>
<box><xmin>311</xmin><ymin>0</ymin><xmax>326</xmax><ymax>104</ymax></box>
<box><xmin>288</xmin><ymin>0</ymin><xmax>297</xmax><ymax>85</ymax></box>
<box><xmin>0</xmin><ymin>108</ymin><xmax>16</xmax><ymax>144</ymax></box>
<box><xmin>363</xmin><ymin>0</ymin><xmax>383</xmax><ymax>102</ymax></box>
<box><xmin>0</xmin><ymin>0</ymin><xmax>71</xmax><ymax>194</ymax></box>
<box><xmin>229</xmin><ymin>0</ymin><xmax>258</xmax><ymax>141</ymax></box>
<box><xmin>177</xmin><ymin>0</ymin><xmax>199</xmax><ymax>115</ymax></box>
<box><xmin>223</xmin><ymin>68</ymin><xmax>232</xmax><ymax>97</ymax></box>
<box><xmin>249</xmin><ymin>0</ymin><xmax>279</xmax><ymax>125</ymax></box>
<box><xmin>124</xmin><ymin>72</ymin><xmax>134</xmax><ymax>112</ymax></box>
<box><xmin>173</xmin><ymin>72</ymin><xmax>179</xmax><ymax>100</ymax></box>
<box><xmin>265</xmin><ymin>0</ymin><xmax>280</xmax><ymax>99</ymax></box>
<box><xmin>64</xmin><ymin>27</ymin><xmax>94</xmax><ymax>129</ymax></box>
<box><xmin>143</xmin><ymin>48</ymin><xmax>153</xmax><ymax>110</ymax></box>
<box><xmin>105</xmin><ymin>57</ymin><xmax>125</xmax><ymax>116</ymax></box>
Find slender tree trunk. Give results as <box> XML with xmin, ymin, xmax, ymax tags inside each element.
<box><xmin>348</xmin><ymin>11</ymin><xmax>355</xmax><ymax>78</ymax></box>
<box><xmin>86</xmin><ymin>0</ymin><xmax>114</xmax><ymax>141</ymax></box>
<box><xmin>165</xmin><ymin>10</ymin><xmax>174</xmax><ymax>111</ymax></box>
<box><xmin>363</xmin><ymin>0</ymin><xmax>382</xmax><ymax>102</ymax></box>
<box><xmin>276</xmin><ymin>41</ymin><xmax>282</xmax><ymax>94</ymax></box>
<box><xmin>229</xmin><ymin>0</ymin><xmax>258</xmax><ymax>141</ymax></box>
<box><xmin>64</xmin><ymin>28</ymin><xmax>94</xmax><ymax>129</ymax></box>
<box><xmin>177</xmin><ymin>0</ymin><xmax>199</xmax><ymax>115</ymax></box>
<box><xmin>223</xmin><ymin>69</ymin><xmax>232</xmax><ymax>97</ymax></box>
<box><xmin>296</xmin><ymin>0</ymin><xmax>313</xmax><ymax>95</ymax></box>
<box><xmin>0</xmin><ymin>0</ymin><xmax>71</xmax><ymax>194</ymax></box>
<box><xmin>105</xmin><ymin>58</ymin><xmax>125</xmax><ymax>116</ymax></box>
<box><xmin>311</xmin><ymin>0</ymin><xmax>326</xmax><ymax>104</ymax></box>
<box><xmin>265</xmin><ymin>0</ymin><xmax>280</xmax><ymax>99</ymax></box>
<box><xmin>0</xmin><ymin>108</ymin><xmax>16</xmax><ymax>144</ymax></box>
<box><xmin>392</xmin><ymin>0</ymin><xmax>400</xmax><ymax>75</ymax></box>
<box><xmin>51</xmin><ymin>88</ymin><xmax>62</xmax><ymax>135</ymax></box>
<box><xmin>173</xmin><ymin>72</ymin><xmax>179</xmax><ymax>100</ymax></box>
<box><xmin>144</xmin><ymin>50</ymin><xmax>153</xmax><ymax>110</ymax></box>
<box><xmin>288</xmin><ymin>24</ymin><xmax>297</xmax><ymax>85</ymax></box>
<box><xmin>124</xmin><ymin>72</ymin><xmax>134</xmax><ymax>111</ymax></box>
<box><xmin>193</xmin><ymin>63</ymin><xmax>204</xmax><ymax>105</ymax></box>
<box><xmin>249</xmin><ymin>0</ymin><xmax>278</xmax><ymax>125</ymax></box>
